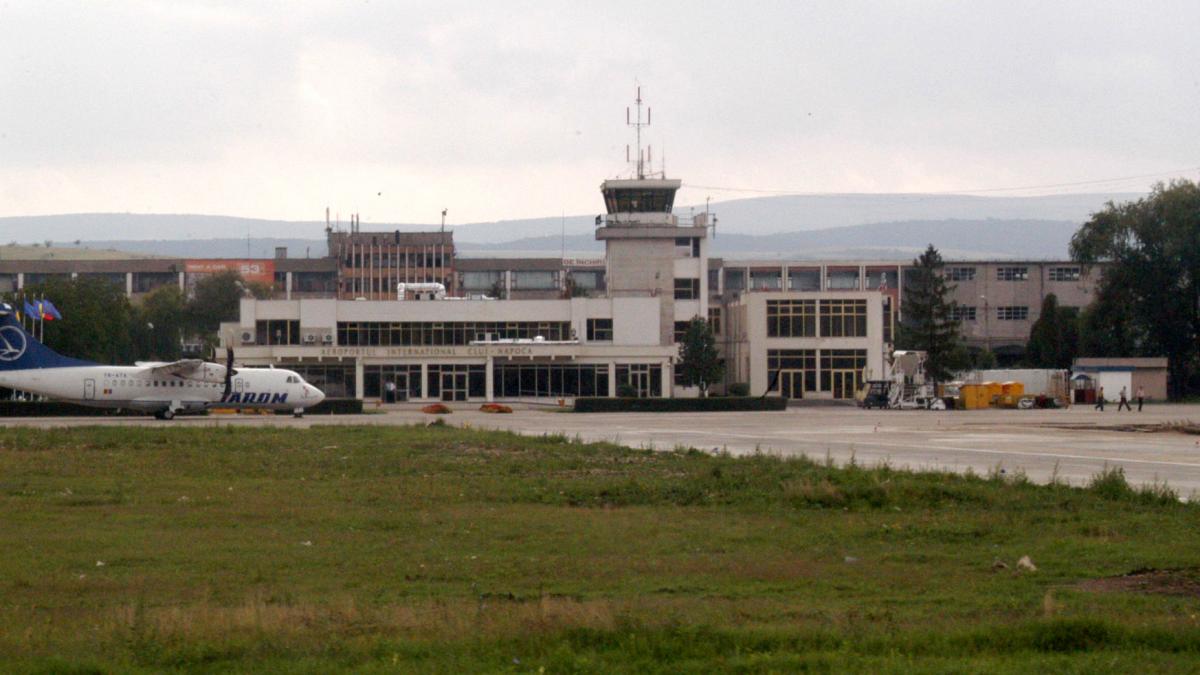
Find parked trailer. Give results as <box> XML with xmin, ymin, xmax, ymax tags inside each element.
<box><xmin>957</xmin><ymin>369</ymin><xmax>1070</xmax><ymax>408</ymax></box>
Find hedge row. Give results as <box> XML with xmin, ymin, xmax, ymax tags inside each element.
<box><xmin>275</xmin><ymin>398</ymin><xmax>364</xmax><ymax>415</ymax></box>
<box><xmin>573</xmin><ymin>396</ymin><xmax>788</xmax><ymax>413</ymax></box>
<box><xmin>0</xmin><ymin>401</ymin><xmax>143</xmax><ymax>417</ymax></box>
<box><xmin>0</xmin><ymin>398</ymin><xmax>363</xmax><ymax>417</ymax></box>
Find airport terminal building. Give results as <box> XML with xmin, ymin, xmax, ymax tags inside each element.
<box><xmin>221</xmin><ymin>174</ymin><xmax>890</xmax><ymax>402</ymax></box>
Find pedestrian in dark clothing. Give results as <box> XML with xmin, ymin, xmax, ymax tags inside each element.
<box><xmin>1094</xmin><ymin>386</ymin><xmax>1105</xmax><ymax>411</ymax></box>
<box><xmin>1118</xmin><ymin>386</ymin><xmax>1132</xmax><ymax>411</ymax></box>
<box><xmin>1137</xmin><ymin>386</ymin><xmax>1145</xmax><ymax>412</ymax></box>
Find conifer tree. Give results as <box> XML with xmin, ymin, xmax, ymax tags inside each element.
<box><xmin>897</xmin><ymin>245</ymin><xmax>965</xmax><ymax>382</ymax></box>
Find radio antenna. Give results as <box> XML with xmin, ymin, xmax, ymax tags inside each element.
<box><xmin>626</xmin><ymin>85</ymin><xmax>651</xmax><ymax>179</ymax></box>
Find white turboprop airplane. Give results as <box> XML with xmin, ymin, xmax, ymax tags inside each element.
<box><xmin>0</xmin><ymin>302</ymin><xmax>324</xmax><ymax>419</ymax></box>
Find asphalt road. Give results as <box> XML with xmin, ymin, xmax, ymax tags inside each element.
<box><xmin>4</xmin><ymin>404</ymin><xmax>1199</xmax><ymax>496</ymax></box>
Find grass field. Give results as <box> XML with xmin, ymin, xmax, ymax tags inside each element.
<box><xmin>1</xmin><ymin>423</ymin><xmax>1199</xmax><ymax>673</ymax></box>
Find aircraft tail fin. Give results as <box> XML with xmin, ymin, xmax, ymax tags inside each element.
<box><xmin>0</xmin><ymin>303</ymin><xmax>95</xmax><ymax>371</ymax></box>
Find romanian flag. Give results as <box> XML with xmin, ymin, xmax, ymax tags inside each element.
<box><xmin>42</xmin><ymin>299</ymin><xmax>63</xmax><ymax>321</ymax></box>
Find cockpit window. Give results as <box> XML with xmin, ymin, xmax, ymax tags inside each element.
<box><xmin>286</xmin><ymin>376</ymin><xmax>299</xmax><ymax>383</ymax></box>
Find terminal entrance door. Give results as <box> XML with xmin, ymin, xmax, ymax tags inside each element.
<box><xmin>391</xmin><ymin>373</ymin><xmax>409</xmax><ymax>401</ymax></box>
<box><xmin>778</xmin><ymin>370</ymin><xmax>804</xmax><ymax>399</ymax></box>
<box><xmin>629</xmin><ymin>365</ymin><xmax>651</xmax><ymax>398</ymax></box>
<box><xmin>831</xmin><ymin>370</ymin><xmax>859</xmax><ymax>399</ymax></box>
<box><xmin>441</xmin><ymin>371</ymin><xmax>468</xmax><ymax>401</ymax></box>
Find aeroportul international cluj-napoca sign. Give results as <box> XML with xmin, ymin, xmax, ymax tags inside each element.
<box><xmin>317</xmin><ymin>345</ymin><xmax>543</xmax><ymax>358</ymax></box>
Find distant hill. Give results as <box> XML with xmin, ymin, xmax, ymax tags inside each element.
<box><xmin>0</xmin><ymin>244</ymin><xmax>171</xmax><ymax>261</ymax></box>
<box><xmin>457</xmin><ymin>218</ymin><xmax>1084</xmax><ymax>260</ymax></box>
<box><xmin>79</xmin><ymin>238</ymin><xmax>329</xmax><ymax>260</ymax></box>
<box><xmin>65</xmin><ymin>217</ymin><xmax>1083</xmax><ymax>261</ymax></box>
<box><xmin>0</xmin><ymin>192</ymin><xmax>1138</xmax><ymax>246</ymax></box>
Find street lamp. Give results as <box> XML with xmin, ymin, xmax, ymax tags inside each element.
<box><xmin>979</xmin><ymin>295</ymin><xmax>990</xmax><ymax>353</ymax></box>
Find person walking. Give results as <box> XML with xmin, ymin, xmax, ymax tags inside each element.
<box><xmin>1137</xmin><ymin>385</ymin><xmax>1145</xmax><ymax>412</ymax></box>
<box><xmin>1094</xmin><ymin>386</ymin><xmax>1105</xmax><ymax>411</ymax></box>
<box><xmin>1118</xmin><ymin>386</ymin><xmax>1132</xmax><ymax>411</ymax></box>
<box><xmin>384</xmin><ymin>379</ymin><xmax>396</xmax><ymax>404</ymax></box>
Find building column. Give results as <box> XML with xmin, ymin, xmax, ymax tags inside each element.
<box><xmin>285</xmin><ymin>271</ymin><xmax>293</xmax><ymax>300</ymax></box>
<box><xmin>607</xmin><ymin>362</ymin><xmax>616</xmax><ymax>397</ymax></box>
<box><xmin>178</xmin><ymin>271</ymin><xmax>185</xmax><ymax>290</ymax></box>
<box><xmin>485</xmin><ymin>355</ymin><xmax>494</xmax><ymax>402</ymax></box>
<box><xmin>420</xmin><ymin>363</ymin><xmax>429</xmax><ymax>400</ymax></box>
<box><xmin>125</xmin><ymin>273</ymin><xmax>132</xmax><ymax>296</ymax></box>
<box><xmin>354</xmin><ymin>358</ymin><xmax>364</xmax><ymax>400</ymax></box>
<box><xmin>661</xmin><ymin>361</ymin><xmax>671</xmax><ymax>397</ymax></box>
<box><xmin>16</xmin><ymin>273</ymin><xmax>24</xmax><ymax>290</ymax></box>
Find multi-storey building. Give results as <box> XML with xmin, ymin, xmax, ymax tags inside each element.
<box><xmin>326</xmin><ymin>223</ymin><xmax>454</xmax><ymax>300</ymax></box>
<box><xmin>712</xmin><ymin>259</ymin><xmax>1102</xmax><ymax>359</ymax></box>
<box><xmin>224</xmin><ymin>171</ymin><xmax>893</xmax><ymax>402</ymax></box>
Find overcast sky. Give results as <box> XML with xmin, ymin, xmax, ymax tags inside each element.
<box><xmin>1</xmin><ymin>1</ymin><xmax>1198</xmax><ymax>228</ymax></box>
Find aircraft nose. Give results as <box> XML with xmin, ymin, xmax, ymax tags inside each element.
<box><xmin>308</xmin><ymin>385</ymin><xmax>326</xmax><ymax>404</ymax></box>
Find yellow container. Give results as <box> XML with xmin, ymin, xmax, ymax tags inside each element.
<box><xmin>982</xmin><ymin>381</ymin><xmax>1002</xmax><ymax>407</ymax></box>
<box><xmin>999</xmin><ymin>381</ymin><xmax>1025</xmax><ymax>408</ymax></box>
<box><xmin>960</xmin><ymin>384</ymin><xmax>990</xmax><ymax>410</ymax></box>
<box><xmin>1001</xmin><ymin>381</ymin><xmax>1025</xmax><ymax>398</ymax></box>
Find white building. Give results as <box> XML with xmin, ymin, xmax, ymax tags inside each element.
<box><xmin>223</xmin><ymin>102</ymin><xmax>886</xmax><ymax>402</ymax></box>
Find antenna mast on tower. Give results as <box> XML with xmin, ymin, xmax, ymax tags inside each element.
<box><xmin>626</xmin><ymin>85</ymin><xmax>651</xmax><ymax>179</ymax></box>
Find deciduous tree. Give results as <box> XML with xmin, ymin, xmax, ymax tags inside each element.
<box><xmin>1070</xmin><ymin>180</ymin><xmax>1200</xmax><ymax>398</ymax></box>
<box><xmin>677</xmin><ymin>316</ymin><xmax>723</xmax><ymax>397</ymax></box>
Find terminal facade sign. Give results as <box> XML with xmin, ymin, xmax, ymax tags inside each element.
<box><xmin>318</xmin><ymin>345</ymin><xmax>541</xmax><ymax>358</ymax></box>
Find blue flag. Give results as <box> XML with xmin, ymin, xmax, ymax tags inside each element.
<box><xmin>23</xmin><ymin>300</ymin><xmax>37</xmax><ymax>320</ymax></box>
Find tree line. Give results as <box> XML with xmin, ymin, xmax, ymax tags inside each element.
<box><xmin>4</xmin><ymin>271</ymin><xmax>255</xmax><ymax>364</ymax></box>
<box><xmin>900</xmin><ymin>179</ymin><xmax>1200</xmax><ymax>399</ymax></box>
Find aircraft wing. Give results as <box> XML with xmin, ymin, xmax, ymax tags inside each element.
<box><xmin>145</xmin><ymin>359</ymin><xmax>207</xmax><ymax>377</ymax></box>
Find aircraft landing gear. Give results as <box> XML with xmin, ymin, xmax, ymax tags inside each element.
<box><xmin>154</xmin><ymin>409</ymin><xmax>176</xmax><ymax>421</ymax></box>
<box><xmin>292</xmin><ymin>408</ymin><xmax>305</xmax><ymax>419</ymax></box>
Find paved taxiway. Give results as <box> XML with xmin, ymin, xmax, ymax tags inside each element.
<box><xmin>4</xmin><ymin>405</ymin><xmax>1200</xmax><ymax>495</ymax></box>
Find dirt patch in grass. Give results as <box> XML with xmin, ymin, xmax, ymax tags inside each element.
<box><xmin>1079</xmin><ymin>567</ymin><xmax>1200</xmax><ymax>597</ymax></box>
<box><xmin>1037</xmin><ymin>421</ymin><xmax>1200</xmax><ymax>435</ymax></box>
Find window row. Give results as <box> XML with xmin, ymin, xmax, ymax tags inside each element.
<box><xmin>336</xmin><ymin>321</ymin><xmax>572</xmax><ymax>346</ymax></box>
<box><xmin>722</xmin><ymin>268</ymin><xmax>900</xmax><ymax>292</ymax></box>
<box><xmin>343</xmin><ymin>252</ymin><xmax>449</xmax><ymax>268</ymax></box>
<box><xmin>766</xmin><ymin>299</ymin><xmax>868</xmax><ymax>338</ymax></box>
<box><xmin>768</xmin><ymin>348</ymin><xmax>867</xmax><ymax>399</ymax></box>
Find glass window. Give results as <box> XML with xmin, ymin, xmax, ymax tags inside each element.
<box><xmin>946</xmin><ymin>267</ymin><xmax>976</xmax><ymax>281</ymax></box>
<box><xmin>997</xmin><ymin>267</ymin><xmax>1029</xmax><ymax>281</ymax></box>
<box><xmin>749</xmin><ymin>269</ymin><xmax>782</xmax><ymax>291</ymax></box>
<box><xmin>769</xmin><ymin>349</ymin><xmax>818</xmax><ymax>393</ymax></box>
<box><xmin>1049</xmin><ymin>267</ymin><xmax>1081</xmax><ymax>282</ymax></box>
<box><xmin>674</xmin><ymin>278</ymin><xmax>700</xmax><ymax>300</ymax></box>
<box><xmin>787</xmin><ymin>268</ymin><xmax>820</xmax><ymax>291</ymax></box>
<box><xmin>462</xmin><ymin>270</ymin><xmax>502</xmax><ymax>291</ymax></box>
<box><xmin>819</xmin><ymin>299</ymin><xmax>867</xmax><ymax>337</ymax></box>
<box><xmin>951</xmin><ymin>306</ymin><xmax>977</xmax><ymax>322</ymax></box>
<box><xmin>673</xmin><ymin>321</ymin><xmax>690</xmax><ymax>343</ymax></box>
<box><xmin>997</xmin><ymin>306</ymin><xmax>1029</xmax><ymax>321</ymax></box>
<box><xmin>826</xmin><ymin>269</ymin><xmax>860</xmax><ymax>290</ymax></box>
<box><xmin>569</xmin><ymin>270</ymin><xmax>603</xmax><ymax>290</ymax></box>
<box><xmin>587</xmin><ymin>318</ymin><xmax>613</xmax><ymax>341</ymax></box>
<box><xmin>708</xmin><ymin>307</ymin><xmax>721</xmax><ymax>335</ymax></box>
<box><xmin>766</xmin><ymin>299</ymin><xmax>816</xmax><ymax>337</ymax></box>
<box><xmin>512</xmin><ymin>271</ymin><xmax>557</xmax><ymax>290</ymax></box>
<box><xmin>723</xmin><ymin>268</ymin><xmax>746</xmax><ymax>292</ymax></box>
<box><xmin>818</xmin><ymin>349</ymin><xmax>867</xmax><ymax>397</ymax></box>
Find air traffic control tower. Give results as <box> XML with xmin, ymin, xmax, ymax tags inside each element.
<box><xmin>596</xmin><ymin>89</ymin><xmax>709</xmax><ymax>346</ymax></box>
